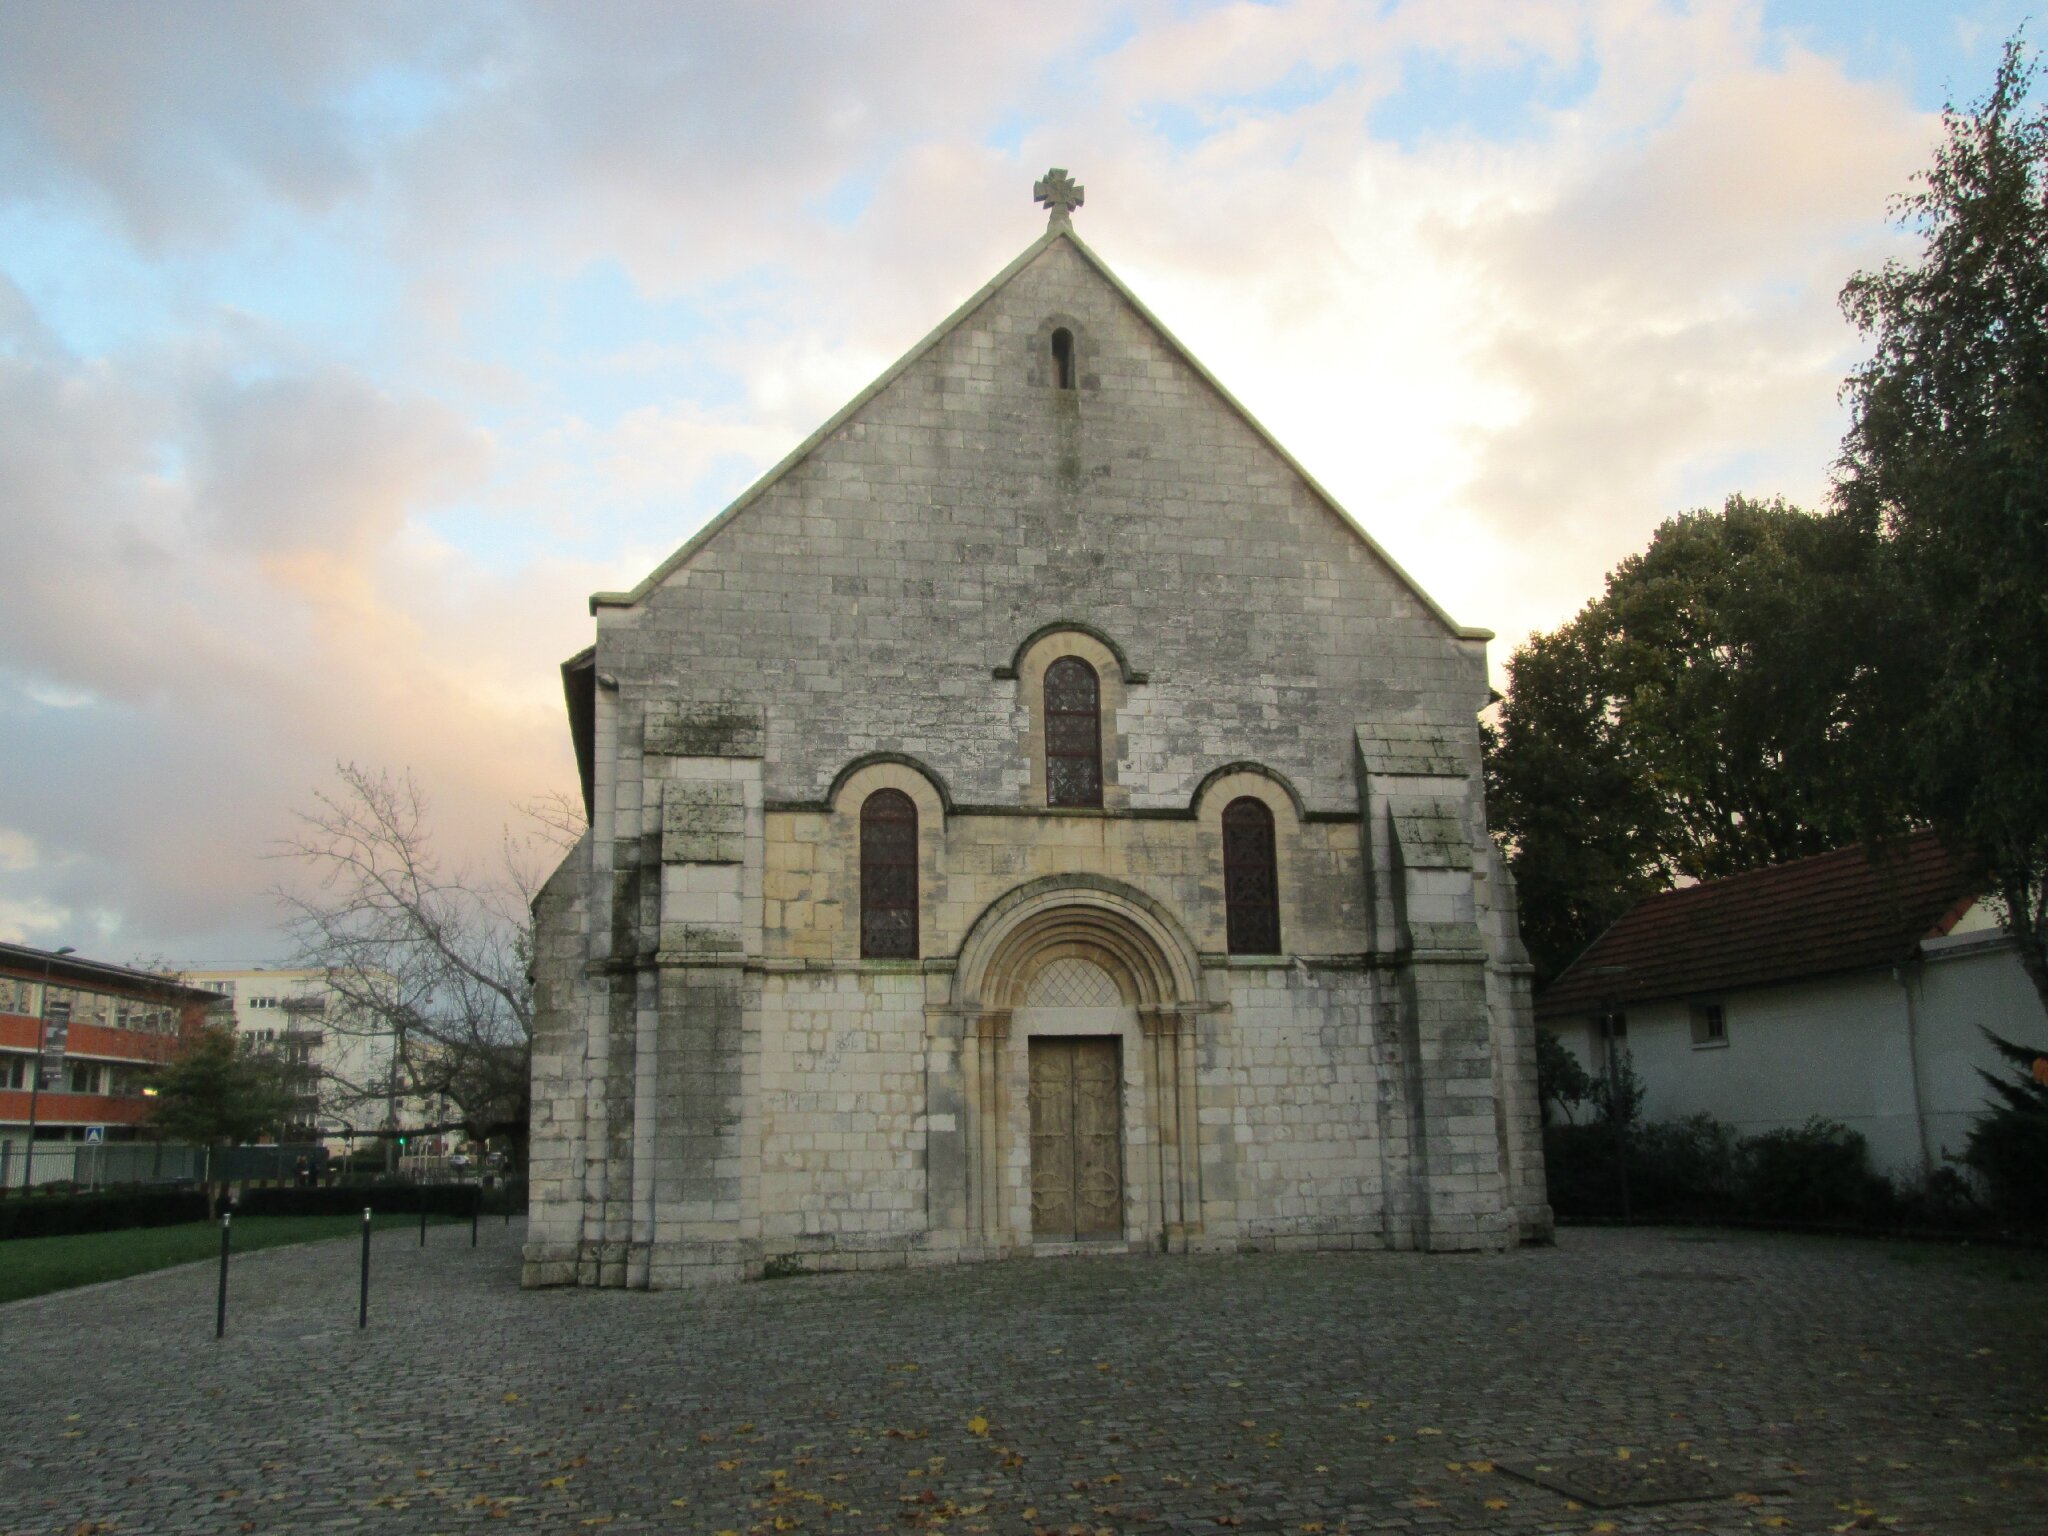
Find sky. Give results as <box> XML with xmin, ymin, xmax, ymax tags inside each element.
<box><xmin>0</xmin><ymin>0</ymin><xmax>2027</xmax><ymax>964</ymax></box>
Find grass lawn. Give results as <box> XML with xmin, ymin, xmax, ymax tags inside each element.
<box><xmin>0</xmin><ymin>1213</ymin><xmax>462</xmax><ymax>1305</ymax></box>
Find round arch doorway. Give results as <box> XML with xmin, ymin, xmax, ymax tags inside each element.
<box><xmin>948</xmin><ymin>877</ymin><xmax>1206</xmax><ymax>1254</ymax></box>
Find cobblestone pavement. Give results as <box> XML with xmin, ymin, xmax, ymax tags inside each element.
<box><xmin>3</xmin><ymin>1222</ymin><xmax>2044</xmax><ymax>1535</ymax></box>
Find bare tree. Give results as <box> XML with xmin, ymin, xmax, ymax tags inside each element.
<box><xmin>273</xmin><ymin>763</ymin><xmax>582</xmax><ymax>1173</ymax></box>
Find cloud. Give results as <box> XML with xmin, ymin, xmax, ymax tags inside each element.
<box><xmin>194</xmin><ymin>369</ymin><xmax>490</xmax><ymax>563</ymax></box>
<box><xmin>0</xmin><ymin>1</ymin><xmax>462</xmax><ymax>248</ymax></box>
<box><xmin>1430</xmin><ymin>26</ymin><xmax>1934</xmax><ymax>639</ymax></box>
<box><xmin>0</xmin><ymin>278</ymin><xmax>582</xmax><ymax>955</ymax></box>
<box><xmin>0</xmin><ymin>0</ymin><xmax>1962</xmax><ymax>957</ymax></box>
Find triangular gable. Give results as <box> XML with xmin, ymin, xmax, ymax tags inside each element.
<box><xmin>588</xmin><ymin>227</ymin><xmax>1488</xmax><ymax>641</ymax></box>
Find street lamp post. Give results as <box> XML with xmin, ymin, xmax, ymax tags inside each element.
<box><xmin>20</xmin><ymin>945</ymin><xmax>77</xmax><ymax>1196</ymax></box>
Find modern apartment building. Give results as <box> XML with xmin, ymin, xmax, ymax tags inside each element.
<box><xmin>175</xmin><ymin>965</ymin><xmax>404</xmax><ymax>1150</ymax></box>
<box><xmin>0</xmin><ymin>943</ymin><xmax>221</xmax><ymax>1183</ymax></box>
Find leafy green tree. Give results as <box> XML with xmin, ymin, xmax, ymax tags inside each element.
<box><xmin>148</xmin><ymin>1026</ymin><xmax>297</xmax><ymax>1214</ymax></box>
<box><xmin>1534</xmin><ymin>1026</ymin><xmax>1592</xmax><ymax>1125</ymax></box>
<box><xmin>1485</xmin><ymin>496</ymin><xmax>1878</xmax><ymax>981</ymax></box>
<box><xmin>1835</xmin><ymin>35</ymin><xmax>2048</xmax><ymax>1012</ymax></box>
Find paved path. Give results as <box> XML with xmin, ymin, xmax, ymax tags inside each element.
<box><xmin>2</xmin><ymin>1223</ymin><xmax>2043</xmax><ymax>1535</ymax></box>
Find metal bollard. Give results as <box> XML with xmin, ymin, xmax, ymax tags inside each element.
<box><xmin>418</xmin><ymin>1204</ymin><xmax>427</xmax><ymax>1247</ymax></box>
<box><xmin>471</xmin><ymin>1200</ymin><xmax>479</xmax><ymax>1248</ymax></box>
<box><xmin>358</xmin><ymin>1207</ymin><xmax>372</xmax><ymax>1328</ymax></box>
<box><xmin>215</xmin><ymin>1213</ymin><xmax>231</xmax><ymax>1340</ymax></box>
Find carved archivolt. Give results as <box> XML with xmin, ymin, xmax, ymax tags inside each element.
<box><xmin>953</xmin><ymin>875</ymin><xmax>1202</xmax><ymax>1018</ymax></box>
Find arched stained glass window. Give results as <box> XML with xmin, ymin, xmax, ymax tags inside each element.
<box><xmin>1044</xmin><ymin>657</ymin><xmax>1102</xmax><ymax>807</ymax></box>
<box><xmin>860</xmin><ymin>789</ymin><xmax>918</xmax><ymax>959</ymax></box>
<box><xmin>1223</xmin><ymin>797</ymin><xmax>1281</xmax><ymax>955</ymax></box>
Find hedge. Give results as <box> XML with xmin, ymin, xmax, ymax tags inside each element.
<box><xmin>0</xmin><ymin>1188</ymin><xmax>210</xmax><ymax>1241</ymax></box>
<box><xmin>1545</xmin><ymin>1113</ymin><xmax>1944</xmax><ymax>1228</ymax></box>
<box><xmin>3</xmin><ymin>1178</ymin><xmax>526</xmax><ymax>1240</ymax></box>
<box><xmin>235</xmin><ymin>1182</ymin><xmax>501</xmax><ymax>1219</ymax></box>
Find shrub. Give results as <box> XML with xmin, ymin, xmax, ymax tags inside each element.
<box><xmin>1545</xmin><ymin>1112</ymin><xmax>1897</xmax><ymax>1227</ymax></box>
<box><xmin>1542</xmin><ymin>1122</ymin><xmax>1628</xmax><ymax>1220</ymax></box>
<box><xmin>1629</xmin><ymin>1113</ymin><xmax>1738</xmax><ymax>1217</ymax></box>
<box><xmin>1735</xmin><ymin>1118</ymin><xmax>1891</xmax><ymax>1223</ymax></box>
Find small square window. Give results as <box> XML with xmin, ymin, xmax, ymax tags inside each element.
<box><xmin>1690</xmin><ymin>1002</ymin><xmax>1728</xmax><ymax>1048</ymax></box>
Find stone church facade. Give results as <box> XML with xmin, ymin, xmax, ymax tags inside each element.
<box><xmin>523</xmin><ymin>174</ymin><xmax>1551</xmax><ymax>1289</ymax></box>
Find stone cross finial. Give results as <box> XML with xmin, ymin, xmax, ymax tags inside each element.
<box><xmin>1034</xmin><ymin>167</ymin><xmax>1084</xmax><ymax>230</ymax></box>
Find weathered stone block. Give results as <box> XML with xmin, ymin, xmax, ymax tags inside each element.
<box><xmin>645</xmin><ymin>702</ymin><xmax>767</xmax><ymax>758</ymax></box>
<box><xmin>662</xmin><ymin>780</ymin><xmax>745</xmax><ymax>864</ymax></box>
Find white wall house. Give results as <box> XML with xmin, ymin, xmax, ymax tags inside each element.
<box><xmin>1538</xmin><ymin>833</ymin><xmax>2047</xmax><ymax>1182</ymax></box>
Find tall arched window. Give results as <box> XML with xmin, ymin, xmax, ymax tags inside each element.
<box><xmin>1044</xmin><ymin>657</ymin><xmax>1102</xmax><ymax>807</ymax></box>
<box><xmin>860</xmin><ymin>789</ymin><xmax>918</xmax><ymax>959</ymax></box>
<box><xmin>1222</xmin><ymin>797</ymin><xmax>1281</xmax><ymax>955</ymax></box>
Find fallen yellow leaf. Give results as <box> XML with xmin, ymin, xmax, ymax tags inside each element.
<box><xmin>967</xmin><ymin>1414</ymin><xmax>990</xmax><ymax>1438</ymax></box>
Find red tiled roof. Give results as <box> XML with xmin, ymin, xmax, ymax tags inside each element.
<box><xmin>1536</xmin><ymin>830</ymin><xmax>1980</xmax><ymax>1017</ymax></box>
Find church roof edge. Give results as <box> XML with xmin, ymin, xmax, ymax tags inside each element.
<box><xmin>589</xmin><ymin>226</ymin><xmax>1491</xmax><ymax>644</ymax></box>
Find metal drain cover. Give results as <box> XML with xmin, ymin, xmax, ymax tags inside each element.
<box><xmin>1497</xmin><ymin>1453</ymin><xmax>1784</xmax><ymax>1508</ymax></box>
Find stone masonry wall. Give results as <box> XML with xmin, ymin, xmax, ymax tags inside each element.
<box><xmin>524</xmin><ymin>834</ymin><xmax>593</xmax><ymax>1287</ymax></box>
<box><xmin>594</xmin><ymin>237</ymin><xmax>1492</xmax><ymax>820</ymax></box>
<box><xmin>756</xmin><ymin>970</ymin><xmax>929</xmax><ymax>1260</ymax></box>
<box><xmin>1202</xmin><ymin>968</ymin><xmax>1383</xmax><ymax>1246</ymax></box>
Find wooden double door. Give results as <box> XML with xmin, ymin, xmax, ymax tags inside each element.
<box><xmin>1028</xmin><ymin>1037</ymin><xmax>1123</xmax><ymax>1240</ymax></box>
